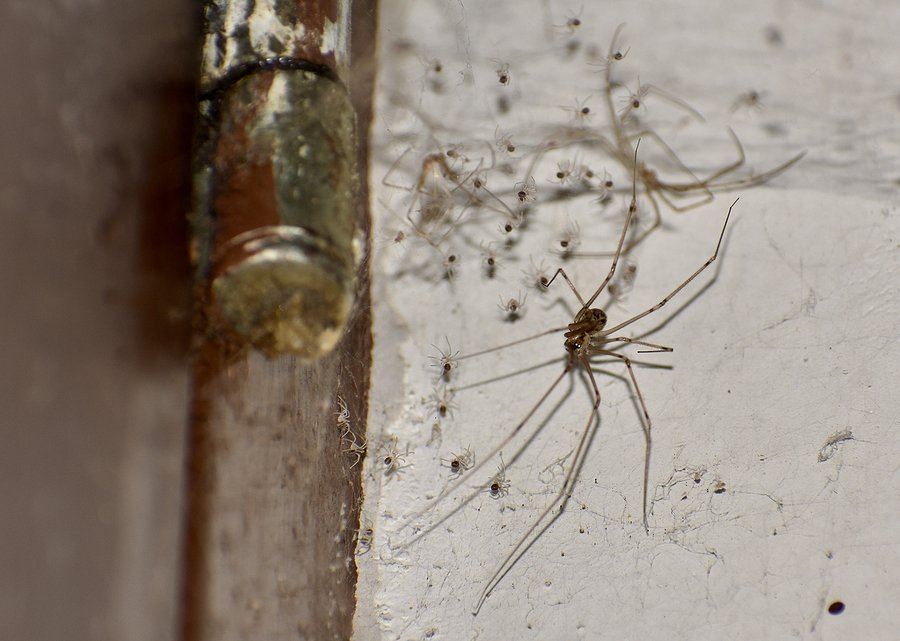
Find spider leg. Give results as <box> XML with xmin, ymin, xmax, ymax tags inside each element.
<box><xmin>473</xmin><ymin>353</ymin><xmax>602</xmax><ymax>614</ymax></box>
<box><xmin>603</xmin><ymin>198</ymin><xmax>735</xmax><ymax>335</ymax></box>
<box><xmin>589</xmin><ymin>348</ymin><xmax>653</xmax><ymax>533</ymax></box>
<box><xmin>397</xmin><ymin>365</ymin><xmax>571</xmax><ymax>548</ymax></box>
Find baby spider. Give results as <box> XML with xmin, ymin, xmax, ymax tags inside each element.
<box><xmin>335</xmin><ymin>396</ymin><xmax>367</xmax><ymax>469</ymax></box>
<box><xmin>606</xmin><ymin>260</ymin><xmax>638</xmax><ymax>306</ymax></box>
<box><xmin>561</xmin><ymin>97</ymin><xmax>592</xmax><ymax>122</ymax></box>
<box><xmin>494</xmin><ymin>127</ymin><xmax>517</xmax><ymax>155</ymax></box>
<box><xmin>494</xmin><ymin>61</ymin><xmax>511</xmax><ymax>86</ymax></box>
<box><xmin>499</xmin><ymin>208</ymin><xmax>527</xmax><ymax>235</ymax></box>
<box><xmin>422</xmin><ymin>56</ymin><xmax>445</xmax><ymax>93</ymax></box>
<box><xmin>522</xmin><ymin>257</ymin><xmax>551</xmax><ymax>292</ymax></box>
<box><xmin>514</xmin><ymin>177</ymin><xmax>537</xmax><ymax>203</ymax></box>
<box><xmin>488</xmin><ymin>456</ymin><xmax>511</xmax><ymax>499</ymax></box>
<box><xmin>430</xmin><ymin>384</ymin><xmax>457</xmax><ymax>419</ymax></box>
<box><xmin>588</xmin><ymin>24</ymin><xmax>630</xmax><ymax>72</ymax></box>
<box><xmin>356</xmin><ymin>523</ymin><xmax>374</xmax><ymax>556</ymax></box>
<box><xmin>584</xmin><ymin>168</ymin><xmax>616</xmax><ymax>204</ymax></box>
<box><xmin>555</xmin><ymin>219</ymin><xmax>582</xmax><ymax>258</ymax></box>
<box><xmin>341</xmin><ymin>430</ymin><xmax>368</xmax><ymax>470</ymax></box>
<box><xmin>335</xmin><ymin>396</ymin><xmax>351</xmax><ymax>429</ymax></box>
<box><xmin>498</xmin><ymin>291</ymin><xmax>527</xmax><ymax>321</ymax></box>
<box><xmin>443</xmin><ymin>143</ymin><xmax>469</xmax><ymax>164</ymax></box>
<box><xmin>442</xmin><ymin>250</ymin><xmax>459</xmax><ymax>279</ymax></box>
<box><xmin>380</xmin><ymin>436</ymin><xmax>411</xmax><ymax>478</ymax></box>
<box><xmin>443</xmin><ymin>447</ymin><xmax>475</xmax><ymax>475</ymax></box>
<box><xmin>730</xmin><ymin>89</ymin><xmax>767</xmax><ymax>113</ymax></box>
<box><xmin>597</xmin><ymin>168</ymin><xmax>615</xmax><ymax>191</ymax></box>
<box><xmin>552</xmin><ymin>159</ymin><xmax>576</xmax><ymax>185</ymax></box>
<box><xmin>554</xmin><ymin>7</ymin><xmax>583</xmax><ymax>34</ymax></box>
<box><xmin>618</xmin><ymin>79</ymin><xmax>650</xmax><ymax>119</ymax></box>
<box><xmin>574</xmin><ymin>163</ymin><xmax>601</xmax><ymax>192</ymax></box>
<box><xmin>429</xmin><ymin>338</ymin><xmax>460</xmax><ymax>381</ymax></box>
<box><xmin>481</xmin><ymin>243</ymin><xmax>500</xmax><ymax>278</ymax></box>
<box><xmin>471</xmin><ymin>170</ymin><xmax>488</xmax><ymax>191</ymax></box>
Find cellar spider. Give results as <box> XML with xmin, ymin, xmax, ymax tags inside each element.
<box><xmin>381</xmin><ymin>147</ymin><xmax>474</xmax><ymax>249</ymax></box>
<box><xmin>397</xmin><ymin>143</ymin><xmax>736</xmax><ymax>614</ymax></box>
<box><xmin>382</xmin><ymin>141</ymin><xmax>521</xmax><ymax>252</ymax></box>
<box><xmin>590</xmin><ymin>24</ymin><xmax>803</xmax><ymax>253</ymax></box>
<box><xmin>517</xmin><ymin>24</ymin><xmax>802</xmax><ymax>256</ymax></box>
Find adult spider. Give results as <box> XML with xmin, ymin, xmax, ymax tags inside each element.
<box><xmin>398</xmin><ymin>144</ymin><xmax>736</xmax><ymax>614</ymax></box>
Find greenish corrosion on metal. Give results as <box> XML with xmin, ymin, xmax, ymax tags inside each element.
<box><xmin>199</xmin><ymin>68</ymin><xmax>360</xmax><ymax>358</ymax></box>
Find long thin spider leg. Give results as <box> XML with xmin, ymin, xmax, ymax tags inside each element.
<box><xmin>682</xmin><ymin>149</ymin><xmax>807</xmax><ymax>193</ymax></box>
<box><xmin>622</xmin><ymin>189</ymin><xmax>662</xmax><ymax>254</ymax></box>
<box><xmin>397</xmin><ymin>366</ymin><xmax>572</xmax><ymax>547</ymax></box>
<box><xmin>517</xmin><ymin>127</ymin><xmax>604</xmax><ymax>188</ymax></box>
<box><xmin>381</xmin><ymin>146</ymin><xmax>417</xmax><ymax>191</ymax></box>
<box><xmin>475</xmin><ymin>183</ymin><xmax>520</xmax><ymax>220</ymax></box>
<box><xmin>628</xmin><ymin>128</ymin><xmax>716</xmax><ymax>212</ymax></box>
<box><xmin>640</xmin><ymin>83</ymin><xmax>706</xmax><ymax>123</ymax></box>
<box><xmin>692</xmin><ymin>126</ymin><xmax>746</xmax><ymax>185</ymax></box>
<box><xmin>378</xmin><ymin>194</ymin><xmax>444</xmax><ymax>252</ymax></box>
<box><xmin>473</xmin><ymin>353</ymin><xmax>602</xmax><ymax>614</ymax></box>
<box><xmin>662</xmin><ymin>130</ymin><xmax>805</xmax><ymax>194</ymax></box>
<box><xmin>604</xmin><ymin>198</ymin><xmax>736</xmax><ymax>335</ymax></box>
<box><xmin>601</xmin><ymin>24</ymin><xmax>632</xmax><ymax>163</ymax></box>
<box><xmin>632</xmin><ymin>127</ymin><xmax>711</xmax><ymax>189</ymax></box>
<box><xmin>626</xmin><ymin>126</ymin><xmax>741</xmax><ymax>212</ymax></box>
<box><xmin>590</xmin><ymin>349</ymin><xmax>653</xmax><ymax>533</ymax></box>
<box><xmin>654</xmin><ymin>185</ymin><xmax>712</xmax><ymax>213</ymax></box>
<box><xmin>569</xmin><ymin>189</ymin><xmax>662</xmax><ymax>258</ymax></box>
<box><xmin>521</xmin><ymin>136</ymin><xmax>561</xmax><ymax>185</ymax></box>
<box><xmin>383</xmin><ymin>151</ymin><xmax>456</xmax><ymax>247</ymax></box>
<box><xmin>453</xmin><ymin>356</ymin><xmax>564</xmax><ymax>393</ymax></box>
<box><xmin>456</xmin><ymin>326</ymin><xmax>568</xmax><ymax>362</ymax></box>
<box><xmin>578</xmin><ymin>142</ymin><xmax>641</xmax><ymax>307</ymax></box>
<box><xmin>402</xmin><ymin>157</ymin><xmax>458</xmax><ymax>248</ymax></box>
<box><xmin>602</xmin><ymin>336</ymin><xmax>673</xmax><ymax>353</ymax></box>
<box><xmin>545</xmin><ymin>267</ymin><xmax>588</xmax><ymax>308</ymax></box>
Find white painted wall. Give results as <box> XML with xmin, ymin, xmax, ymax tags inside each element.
<box><xmin>355</xmin><ymin>2</ymin><xmax>900</xmax><ymax>639</ymax></box>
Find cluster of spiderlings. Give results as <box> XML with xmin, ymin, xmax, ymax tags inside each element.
<box><xmin>376</xmin><ymin>15</ymin><xmax>800</xmax><ymax>293</ymax></box>
<box><xmin>363</xmin><ymin>8</ymin><xmax>810</xmax><ymax>622</ymax></box>
<box><xmin>373</xmin><ymin>19</ymin><xmax>807</xmax><ymax>510</ymax></box>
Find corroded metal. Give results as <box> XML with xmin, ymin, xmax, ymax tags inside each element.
<box><xmin>192</xmin><ymin>0</ymin><xmax>360</xmax><ymax>358</ymax></box>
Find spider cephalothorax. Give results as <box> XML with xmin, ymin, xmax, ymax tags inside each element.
<box><xmin>564</xmin><ymin>307</ymin><xmax>607</xmax><ymax>352</ymax></box>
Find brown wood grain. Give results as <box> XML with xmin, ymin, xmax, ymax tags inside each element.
<box><xmin>181</xmin><ymin>1</ymin><xmax>377</xmax><ymax>639</ymax></box>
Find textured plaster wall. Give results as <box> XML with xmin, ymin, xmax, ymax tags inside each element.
<box><xmin>355</xmin><ymin>1</ymin><xmax>900</xmax><ymax>639</ymax></box>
